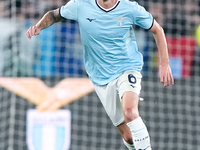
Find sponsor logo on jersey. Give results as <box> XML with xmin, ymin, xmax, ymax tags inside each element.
<box><xmin>86</xmin><ymin>18</ymin><xmax>96</xmax><ymax>22</ymax></box>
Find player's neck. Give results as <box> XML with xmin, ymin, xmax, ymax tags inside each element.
<box><xmin>97</xmin><ymin>0</ymin><xmax>119</xmax><ymax>10</ymax></box>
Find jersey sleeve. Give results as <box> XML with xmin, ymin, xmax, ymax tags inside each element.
<box><xmin>59</xmin><ymin>0</ymin><xmax>78</xmax><ymax>21</ymax></box>
<box><xmin>131</xmin><ymin>2</ymin><xmax>154</xmax><ymax>30</ymax></box>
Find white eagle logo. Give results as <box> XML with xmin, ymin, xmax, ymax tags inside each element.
<box><xmin>116</xmin><ymin>17</ymin><xmax>127</xmax><ymax>26</ymax></box>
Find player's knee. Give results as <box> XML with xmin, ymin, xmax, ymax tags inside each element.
<box><xmin>123</xmin><ymin>108</ymin><xmax>139</xmax><ymax>122</ymax></box>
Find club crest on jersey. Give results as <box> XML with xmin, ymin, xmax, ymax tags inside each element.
<box><xmin>116</xmin><ymin>17</ymin><xmax>127</xmax><ymax>26</ymax></box>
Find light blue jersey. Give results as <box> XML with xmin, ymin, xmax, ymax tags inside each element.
<box><xmin>60</xmin><ymin>0</ymin><xmax>153</xmax><ymax>85</ymax></box>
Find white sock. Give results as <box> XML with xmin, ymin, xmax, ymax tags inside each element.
<box><xmin>123</xmin><ymin>139</ymin><xmax>135</xmax><ymax>150</ymax></box>
<box><xmin>127</xmin><ymin>117</ymin><xmax>151</xmax><ymax>150</ymax></box>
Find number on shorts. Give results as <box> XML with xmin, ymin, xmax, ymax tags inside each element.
<box><xmin>128</xmin><ymin>74</ymin><xmax>136</xmax><ymax>84</ymax></box>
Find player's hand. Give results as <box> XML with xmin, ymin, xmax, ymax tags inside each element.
<box><xmin>159</xmin><ymin>63</ymin><xmax>174</xmax><ymax>87</ymax></box>
<box><xmin>26</xmin><ymin>25</ymin><xmax>41</xmax><ymax>39</ymax></box>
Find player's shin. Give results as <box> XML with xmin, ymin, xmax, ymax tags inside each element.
<box><xmin>127</xmin><ymin>117</ymin><xmax>152</xmax><ymax>150</ymax></box>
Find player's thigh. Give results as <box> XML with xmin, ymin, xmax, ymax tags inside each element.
<box><xmin>117</xmin><ymin>71</ymin><xmax>142</xmax><ymax>99</ymax></box>
<box><xmin>117</xmin><ymin>72</ymin><xmax>142</xmax><ymax>121</ymax></box>
<box><xmin>94</xmin><ymin>81</ymin><xmax>124</xmax><ymax>126</ymax></box>
<box><xmin>122</xmin><ymin>91</ymin><xmax>139</xmax><ymax>110</ymax></box>
<box><xmin>118</xmin><ymin>71</ymin><xmax>141</xmax><ymax>109</ymax></box>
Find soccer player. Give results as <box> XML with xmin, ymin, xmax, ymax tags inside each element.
<box><xmin>26</xmin><ymin>0</ymin><xmax>174</xmax><ymax>149</ymax></box>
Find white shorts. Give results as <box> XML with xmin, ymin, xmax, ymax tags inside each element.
<box><xmin>94</xmin><ymin>71</ymin><xmax>142</xmax><ymax>126</ymax></box>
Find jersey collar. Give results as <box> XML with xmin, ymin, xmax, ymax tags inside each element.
<box><xmin>95</xmin><ymin>0</ymin><xmax>120</xmax><ymax>12</ymax></box>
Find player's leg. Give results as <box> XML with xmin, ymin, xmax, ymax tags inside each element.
<box><xmin>122</xmin><ymin>91</ymin><xmax>151</xmax><ymax>150</ymax></box>
<box><xmin>122</xmin><ymin>91</ymin><xmax>139</xmax><ymax>122</ymax></box>
<box><xmin>117</xmin><ymin>72</ymin><xmax>151</xmax><ymax>150</ymax></box>
<box><xmin>94</xmin><ymin>79</ymin><xmax>134</xmax><ymax>149</ymax></box>
<box><xmin>116</xmin><ymin>92</ymin><xmax>151</xmax><ymax>150</ymax></box>
<box><xmin>94</xmin><ymin>72</ymin><xmax>151</xmax><ymax>150</ymax></box>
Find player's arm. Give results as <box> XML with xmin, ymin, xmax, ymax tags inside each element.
<box><xmin>149</xmin><ymin>19</ymin><xmax>174</xmax><ymax>87</ymax></box>
<box><xmin>26</xmin><ymin>8</ymin><xmax>65</xmax><ymax>39</ymax></box>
